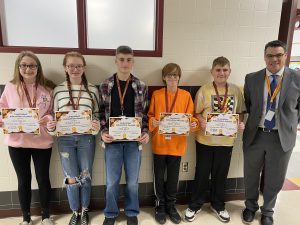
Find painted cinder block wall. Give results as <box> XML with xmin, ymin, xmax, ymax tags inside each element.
<box><xmin>0</xmin><ymin>0</ymin><xmax>282</xmax><ymax>211</ymax></box>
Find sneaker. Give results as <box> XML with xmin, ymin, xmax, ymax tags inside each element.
<box><xmin>261</xmin><ymin>215</ymin><xmax>273</xmax><ymax>225</ymax></box>
<box><xmin>242</xmin><ymin>208</ymin><xmax>256</xmax><ymax>224</ymax></box>
<box><xmin>81</xmin><ymin>209</ymin><xmax>89</xmax><ymax>225</ymax></box>
<box><xmin>155</xmin><ymin>207</ymin><xmax>166</xmax><ymax>224</ymax></box>
<box><xmin>184</xmin><ymin>208</ymin><xmax>201</xmax><ymax>222</ymax></box>
<box><xmin>20</xmin><ymin>221</ymin><xmax>33</xmax><ymax>225</ymax></box>
<box><xmin>166</xmin><ymin>207</ymin><xmax>181</xmax><ymax>224</ymax></box>
<box><xmin>210</xmin><ymin>206</ymin><xmax>230</xmax><ymax>223</ymax></box>
<box><xmin>102</xmin><ymin>217</ymin><xmax>116</xmax><ymax>225</ymax></box>
<box><xmin>41</xmin><ymin>218</ymin><xmax>54</xmax><ymax>225</ymax></box>
<box><xmin>69</xmin><ymin>211</ymin><xmax>80</xmax><ymax>225</ymax></box>
<box><xmin>126</xmin><ymin>216</ymin><xmax>138</xmax><ymax>225</ymax></box>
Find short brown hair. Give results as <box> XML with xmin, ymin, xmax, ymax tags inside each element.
<box><xmin>264</xmin><ymin>40</ymin><xmax>287</xmax><ymax>54</ymax></box>
<box><xmin>162</xmin><ymin>63</ymin><xmax>182</xmax><ymax>85</ymax></box>
<box><xmin>116</xmin><ymin>45</ymin><xmax>133</xmax><ymax>55</ymax></box>
<box><xmin>212</xmin><ymin>56</ymin><xmax>230</xmax><ymax>69</ymax></box>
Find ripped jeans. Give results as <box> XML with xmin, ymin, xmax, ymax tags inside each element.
<box><xmin>57</xmin><ymin>134</ymin><xmax>95</xmax><ymax>211</ymax></box>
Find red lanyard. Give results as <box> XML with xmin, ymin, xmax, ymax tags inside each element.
<box><xmin>116</xmin><ymin>75</ymin><xmax>131</xmax><ymax>115</ymax></box>
<box><xmin>22</xmin><ymin>82</ymin><xmax>37</xmax><ymax>108</ymax></box>
<box><xmin>213</xmin><ymin>82</ymin><xmax>228</xmax><ymax>113</ymax></box>
<box><xmin>69</xmin><ymin>83</ymin><xmax>83</xmax><ymax>110</ymax></box>
<box><xmin>165</xmin><ymin>88</ymin><xmax>178</xmax><ymax>113</ymax></box>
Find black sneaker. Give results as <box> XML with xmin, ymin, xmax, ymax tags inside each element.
<box><xmin>242</xmin><ymin>208</ymin><xmax>255</xmax><ymax>224</ymax></box>
<box><xmin>126</xmin><ymin>216</ymin><xmax>138</xmax><ymax>225</ymax></box>
<box><xmin>103</xmin><ymin>217</ymin><xmax>116</xmax><ymax>225</ymax></box>
<box><xmin>261</xmin><ymin>215</ymin><xmax>273</xmax><ymax>225</ymax></box>
<box><xmin>81</xmin><ymin>209</ymin><xmax>89</xmax><ymax>225</ymax></box>
<box><xmin>69</xmin><ymin>211</ymin><xmax>80</xmax><ymax>225</ymax></box>
<box><xmin>167</xmin><ymin>207</ymin><xmax>181</xmax><ymax>224</ymax></box>
<box><xmin>155</xmin><ymin>207</ymin><xmax>166</xmax><ymax>224</ymax></box>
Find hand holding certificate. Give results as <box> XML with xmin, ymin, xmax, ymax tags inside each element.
<box><xmin>205</xmin><ymin>113</ymin><xmax>239</xmax><ymax>138</ymax></box>
<box><xmin>109</xmin><ymin>117</ymin><xmax>141</xmax><ymax>141</ymax></box>
<box><xmin>55</xmin><ymin>109</ymin><xmax>92</xmax><ymax>136</ymax></box>
<box><xmin>1</xmin><ymin>108</ymin><xmax>40</xmax><ymax>134</ymax></box>
<box><xmin>159</xmin><ymin>113</ymin><xmax>191</xmax><ymax>136</ymax></box>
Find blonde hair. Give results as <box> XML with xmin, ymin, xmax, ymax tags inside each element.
<box><xmin>11</xmin><ymin>51</ymin><xmax>56</xmax><ymax>98</ymax></box>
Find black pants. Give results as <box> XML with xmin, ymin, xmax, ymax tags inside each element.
<box><xmin>8</xmin><ymin>146</ymin><xmax>52</xmax><ymax>215</ymax></box>
<box><xmin>189</xmin><ymin>142</ymin><xmax>232</xmax><ymax>211</ymax></box>
<box><xmin>153</xmin><ymin>154</ymin><xmax>181</xmax><ymax>211</ymax></box>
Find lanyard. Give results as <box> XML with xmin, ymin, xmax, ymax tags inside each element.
<box><xmin>213</xmin><ymin>82</ymin><xmax>228</xmax><ymax>113</ymax></box>
<box><xmin>165</xmin><ymin>88</ymin><xmax>178</xmax><ymax>113</ymax></box>
<box><xmin>116</xmin><ymin>75</ymin><xmax>131</xmax><ymax>115</ymax></box>
<box><xmin>22</xmin><ymin>82</ymin><xmax>37</xmax><ymax>108</ymax></box>
<box><xmin>265</xmin><ymin>74</ymin><xmax>282</xmax><ymax>104</ymax></box>
<box><xmin>69</xmin><ymin>82</ymin><xmax>83</xmax><ymax>110</ymax></box>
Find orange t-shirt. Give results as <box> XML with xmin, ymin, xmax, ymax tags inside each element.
<box><xmin>148</xmin><ymin>88</ymin><xmax>199</xmax><ymax>156</ymax></box>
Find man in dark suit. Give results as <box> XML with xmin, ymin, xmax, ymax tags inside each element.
<box><xmin>242</xmin><ymin>40</ymin><xmax>300</xmax><ymax>225</ymax></box>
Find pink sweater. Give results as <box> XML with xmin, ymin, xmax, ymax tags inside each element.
<box><xmin>0</xmin><ymin>82</ymin><xmax>54</xmax><ymax>149</ymax></box>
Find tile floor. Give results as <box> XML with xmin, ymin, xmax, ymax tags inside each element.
<box><xmin>0</xmin><ymin>190</ymin><xmax>299</xmax><ymax>225</ymax></box>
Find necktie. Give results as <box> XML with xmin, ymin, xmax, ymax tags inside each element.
<box><xmin>264</xmin><ymin>74</ymin><xmax>277</xmax><ymax>130</ymax></box>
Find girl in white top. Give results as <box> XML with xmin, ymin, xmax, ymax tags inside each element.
<box><xmin>47</xmin><ymin>52</ymin><xmax>100</xmax><ymax>225</ymax></box>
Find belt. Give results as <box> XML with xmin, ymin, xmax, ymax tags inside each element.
<box><xmin>258</xmin><ymin>127</ymin><xmax>278</xmax><ymax>133</ymax></box>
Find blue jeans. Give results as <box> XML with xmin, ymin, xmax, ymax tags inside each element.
<box><xmin>57</xmin><ymin>134</ymin><xmax>95</xmax><ymax>211</ymax></box>
<box><xmin>104</xmin><ymin>142</ymin><xmax>141</xmax><ymax>218</ymax></box>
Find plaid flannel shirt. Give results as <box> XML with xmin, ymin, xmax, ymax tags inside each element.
<box><xmin>99</xmin><ymin>74</ymin><xmax>149</xmax><ymax>135</ymax></box>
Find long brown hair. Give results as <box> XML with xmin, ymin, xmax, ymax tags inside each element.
<box><xmin>11</xmin><ymin>51</ymin><xmax>56</xmax><ymax>98</ymax></box>
<box><xmin>63</xmin><ymin>51</ymin><xmax>95</xmax><ymax>109</ymax></box>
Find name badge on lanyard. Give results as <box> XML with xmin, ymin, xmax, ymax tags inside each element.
<box><xmin>264</xmin><ymin>74</ymin><xmax>282</xmax><ymax>122</ymax></box>
<box><xmin>265</xmin><ymin>109</ymin><xmax>275</xmax><ymax>121</ymax></box>
<box><xmin>165</xmin><ymin>135</ymin><xmax>171</xmax><ymax>140</ymax></box>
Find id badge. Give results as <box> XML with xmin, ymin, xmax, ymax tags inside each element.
<box><xmin>165</xmin><ymin>135</ymin><xmax>172</xmax><ymax>140</ymax></box>
<box><xmin>265</xmin><ymin>109</ymin><xmax>275</xmax><ymax>121</ymax></box>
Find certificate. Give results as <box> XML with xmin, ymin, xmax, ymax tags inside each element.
<box><xmin>109</xmin><ymin>117</ymin><xmax>141</xmax><ymax>141</ymax></box>
<box><xmin>55</xmin><ymin>109</ymin><xmax>92</xmax><ymax>136</ymax></box>
<box><xmin>1</xmin><ymin>108</ymin><xmax>40</xmax><ymax>134</ymax></box>
<box><xmin>205</xmin><ymin>113</ymin><xmax>239</xmax><ymax>137</ymax></box>
<box><xmin>159</xmin><ymin>113</ymin><xmax>191</xmax><ymax>136</ymax></box>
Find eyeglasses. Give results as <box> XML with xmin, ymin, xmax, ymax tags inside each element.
<box><xmin>165</xmin><ymin>73</ymin><xmax>179</xmax><ymax>79</ymax></box>
<box><xmin>66</xmin><ymin>64</ymin><xmax>84</xmax><ymax>70</ymax></box>
<box><xmin>266</xmin><ymin>53</ymin><xmax>285</xmax><ymax>60</ymax></box>
<box><xmin>19</xmin><ymin>64</ymin><xmax>38</xmax><ymax>70</ymax></box>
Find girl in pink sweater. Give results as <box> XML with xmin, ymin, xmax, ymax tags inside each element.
<box><xmin>0</xmin><ymin>51</ymin><xmax>55</xmax><ymax>225</ymax></box>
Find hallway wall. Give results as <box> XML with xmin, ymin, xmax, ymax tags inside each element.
<box><xmin>0</xmin><ymin>0</ymin><xmax>283</xmax><ymax>208</ymax></box>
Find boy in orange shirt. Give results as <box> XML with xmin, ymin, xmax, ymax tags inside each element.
<box><xmin>148</xmin><ymin>63</ymin><xmax>198</xmax><ymax>224</ymax></box>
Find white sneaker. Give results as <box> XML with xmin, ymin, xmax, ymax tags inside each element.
<box><xmin>20</xmin><ymin>221</ymin><xmax>32</xmax><ymax>225</ymax></box>
<box><xmin>41</xmin><ymin>218</ymin><xmax>54</xmax><ymax>225</ymax></box>
<box><xmin>210</xmin><ymin>206</ymin><xmax>230</xmax><ymax>223</ymax></box>
<box><xmin>184</xmin><ymin>207</ymin><xmax>201</xmax><ymax>222</ymax></box>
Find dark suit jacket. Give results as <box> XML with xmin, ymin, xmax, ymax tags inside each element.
<box><xmin>243</xmin><ymin>67</ymin><xmax>300</xmax><ymax>152</ymax></box>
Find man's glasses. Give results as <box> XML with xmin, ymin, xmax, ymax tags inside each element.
<box><xmin>66</xmin><ymin>64</ymin><xmax>84</xmax><ymax>70</ymax></box>
<box><xmin>19</xmin><ymin>64</ymin><xmax>38</xmax><ymax>70</ymax></box>
<box><xmin>266</xmin><ymin>53</ymin><xmax>285</xmax><ymax>60</ymax></box>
